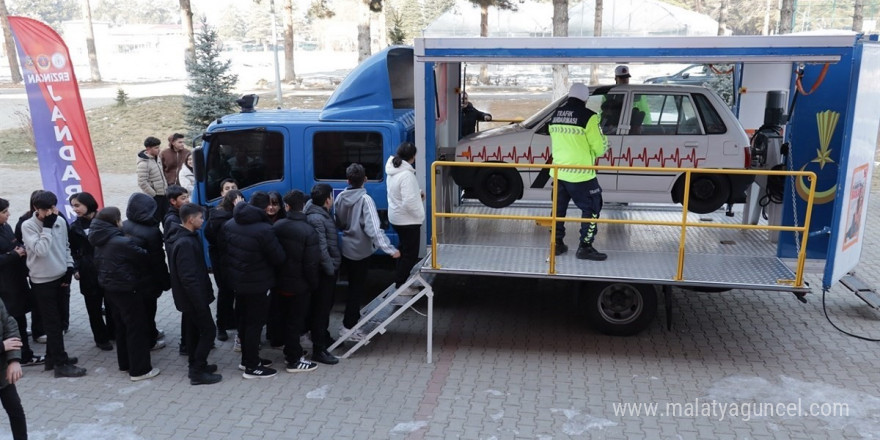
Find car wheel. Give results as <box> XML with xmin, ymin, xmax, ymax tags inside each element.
<box><xmin>674</xmin><ymin>174</ymin><xmax>730</xmax><ymax>214</ymax></box>
<box><xmin>473</xmin><ymin>166</ymin><xmax>523</xmax><ymax>208</ymax></box>
<box><xmin>582</xmin><ymin>282</ymin><xmax>658</xmax><ymax>336</ymax></box>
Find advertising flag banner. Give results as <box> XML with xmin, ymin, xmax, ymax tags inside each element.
<box><xmin>7</xmin><ymin>16</ymin><xmax>103</xmax><ymax>220</ymax></box>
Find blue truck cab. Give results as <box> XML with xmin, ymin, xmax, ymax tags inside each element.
<box><xmin>192</xmin><ymin>47</ymin><xmax>415</xmax><ymax>247</ymax></box>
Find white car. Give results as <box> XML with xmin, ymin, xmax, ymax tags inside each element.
<box><xmin>452</xmin><ymin>84</ymin><xmax>754</xmax><ymax>214</ymax></box>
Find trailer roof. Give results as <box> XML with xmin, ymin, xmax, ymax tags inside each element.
<box><xmin>414</xmin><ymin>35</ymin><xmax>864</xmax><ymax>64</ymax></box>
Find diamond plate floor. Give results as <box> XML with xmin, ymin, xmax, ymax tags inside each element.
<box><xmin>424</xmin><ymin>202</ymin><xmax>804</xmax><ymax>291</ymax></box>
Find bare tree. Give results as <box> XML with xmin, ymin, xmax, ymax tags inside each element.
<box><xmin>0</xmin><ymin>0</ymin><xmax>21</xmax><ymax>84</ymax></box>
<box><xmin>179</xmin><ymin>0</ymin><xmax>195</xmax><ymax>63</ymax></box>
<box><xmin>552</xmin><ymin>0</ymin><xmax>568</xmax><ymax>99</ymax></box>
<box><xmin>283</xmin><ymin>0</ymin><xmax>295</xmax><ymax>82</ymax></box>
<box><xmin>853</xmin><ymin>0</ymin><xmax>864</xmax><ymax>32</ymax></box>
<box><xmin>589</xmin><ymin>0</ymin><xmax>602</xmax><ymax>85</ymax></box>
<box><xmin>717</xmin><ymin>0</ymin><xmax>730</xmax><ymax>35</ymax></box>
<box><xmin>779</xmin><ymin>0</ymin><xmax>794</xmax><ymax>34</ymax></box>
<box><xmin>358</xmin><ymin>0</ymin><xmax>382</xmax><ymax>63</ymax></box>
<box><xmin>468</xmin><ymin>0</ymin><xmax>519</xmax><ymax>84</ymax></box>
<box><xmin>82</xmin><ymin>0</ymin><xmax>101</xmax><ymax>81</ymax></box>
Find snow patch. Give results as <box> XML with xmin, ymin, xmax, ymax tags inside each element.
<box><xmin>40</xmin><ymin>389</ymin><xmax>77</xmax><ymax>400</ymax></box>
<box><xmin>94</xmin><ymin>402</ymin><xmax>124</xmax><ymax>412</ymax></box>
<box><xmin>490</xmin><ymin>410</ymin><xmax>504</xmax><ymax>421</ymax></box>
<box><xmin>117</xmin><ymin>382</ymin><xmax>150</xmax><ymax>395</ymax></box>
<box><xmin>306</xmin><ymin>385</ymin><xmax>330</xmax><ymax>399</ymax></box>
<box><xmin>706</xmin><ymin>375</ymin><xmax>880</xmax><ymax>438</ymax></box>
<box><xmin>485</xmin><ymin>389</ymin><xmax>506</xmax><ymax>396</ymax></box>
<box><xmin>389</xmin><ymin>421</ymin><xmax>428</xmax><ymax>434</ymax></box>
<box><xmin>550</xmin><ymin>408</ymin><xmax>617</xmax><ymax>435</ymax></box>
<box><xmin>27</xmin><ymin>421</ymin><xmax>143</xmax><ymax>440</ymax></box>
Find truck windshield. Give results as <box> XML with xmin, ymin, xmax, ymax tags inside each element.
<box><xmin>203</xmin><ymin>129</ymin><xmax>284</xmax><ymax>200</ymax></box>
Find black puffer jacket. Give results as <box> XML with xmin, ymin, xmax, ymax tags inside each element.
<box><xmin>273</xmin><ymin>211</ymin><xmax>321</xmax><ymax>295</ymax></box>
<box><xmin>167</xmin><ymin>224</ymin><xmax>214</xmax><ymax>312</ymax></box>
<box><xmin>204</xmin><ymin>206</ymin><xmax>232</xmax><ymax>263</ymax></box>
<box><xmin>0</xmin><ymin>223</ymin><xmax>30</xmax><ymax>317</ymax></box>
<box><xmin>69</xmin><ymin>216</ymin><xmax>100</xmax><ymax>296</ymax></box>
<box><xmin>122</xmin><ymin>193</ymin><xmax>170</xmax><ymax>292</ymax></box>
<box><xmin>163</xmin><ymin>206</ymin><xmax>181</xmax><ymax>243</ymax></box>
<box><xmin>304</xmin><ymin>201</ymin><xmax>341</xmax><ymax>276</ymax></box>
<box><xmin>89</xmin><ymin>218</ymin><xmax>148</xmax><ymax>292</ymax></box>
<box><xmin>222</xmin><ymin>203</ymin><xmax>285</xmax><ymax>295</ymax></box>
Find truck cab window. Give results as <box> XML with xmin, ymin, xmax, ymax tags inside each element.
<box><xmin>313</xmin><ymin>131</ymin><xmax>384</xmax><ymax>181</ymax></box>
<box><xmin>204</xmin><ymin>130</ymin><xmax>284</xmax><ymax>200</ymax></box>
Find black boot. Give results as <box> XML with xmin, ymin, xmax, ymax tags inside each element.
<box><xmin>190</xmin><ymin>371</ymin><xmax>222</xmax><ymax>385</ymax></box>
<box><xmin>554</xmin><ymin>241</ymin><xmax>568</xmax><ymax>256</ymax></box>
<box><xmin>576</xmin><ymin>244</ymin><xmax>607</xmax><ymax>261</ymax></box>
<box><xmin>312</xmin><ymin>348</ymin><xmax>339</xmax><ymax>365</ymax></box>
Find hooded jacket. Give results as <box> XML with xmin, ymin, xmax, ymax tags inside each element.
<box><xmin>204</xmin><ymin>206</ymin><xmax>233</xmax><ymax>269</ymax></box>
<box><xmin>333</xmin><ymin>187</ymin><xmax>397</xmax><ymax>261</ymax></box>
<box><xmin>222</xmin><ymin>203</ymin><xmax>285</xmax><ymax>295</ymax></box>
<box><xmin>167</xmin><ymin>223</ymin><xmax>214</xmax><ymax>312</ymax></box>
<box><xmin>21</xmin><ymin>214</ymin><xmax>73</xmax><ymax>284</ymax></box>
<box><xmin>69</xmin><ymin>215</ymin><xmax>100</xmax><ymax>295</ymax></box>
<box><xmin>136</xmin><ymin>150</ymin><xmax>167</xmax><ymax>196</ymax></box>
<box><xmin>273</xmin><ymin>211</ymin><xmax>321</xmax><ymax>295</ymax></box>
<box><xmin>385</xmin><ymin>156</ymin><xmax>425</xmax><ymax>226</ymax></box>
<box><xmin>88</xmin><ymin>217</ymin><xmax>148</xmax><ymax>292</ymax></box>
<box><xmin>304</xmin><ymin>201</ymin><xmax>341</xmax><ymax>275</ymax></box>
<box><xmin>122</xmin><ymin>193</ymin><xmax>170</xmax><ymax>292</ymax></box>
<box><xmin>0</xmin><ymin>299</ymin><xmax>21</xmax><ymax>389</ymax></box>
<box><xmin>0</xmin><ymin>223</ymin><xmax>30</xmax><ymax>317</ymax></box>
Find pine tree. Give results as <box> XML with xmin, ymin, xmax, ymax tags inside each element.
<box><xmin>183</xmin><ymin>18</ymin><xmax>238</xmax><ymax>139</ymax></box>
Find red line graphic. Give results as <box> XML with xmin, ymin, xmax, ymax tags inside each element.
<box><xmin>458</xmin><ymin>145</ymin><xmax>705</xmax><ymax>168</ymax></box>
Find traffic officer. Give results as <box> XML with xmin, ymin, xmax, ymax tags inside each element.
<box><xmin>549</xmin><ymin>83</ymin><xmax>608</xmax><ymax>261</ymax></box>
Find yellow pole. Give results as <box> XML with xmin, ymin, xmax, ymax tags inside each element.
<box><xmin>430</xmin><ymin>162</ymin><xmax>439</xmax><ymax>269</ymax></box>
<box><xmin>794</xmin><ymin>173</ymin><xmax>817</xmax><ymax>287</ymax></box>
<box><xmin>675</xmin><ymin>170</ymin><xmax>692</xmax><ymax>281</ymax></box>
<box><xmin>549</xmin><ymin>165</ymin><xmax>559</xmax><ymax>274</ymax></box>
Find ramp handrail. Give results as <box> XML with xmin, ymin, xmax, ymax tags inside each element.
<box><xmin>429</xmin><ymin>161</ymin><xmax>817</xmax><ymax>288</ymax></box>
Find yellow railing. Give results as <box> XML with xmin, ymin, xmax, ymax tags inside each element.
<box><xmin>429</xmin><ymin>161</ymin><xmax>817</xmax><ymax>288</ymax></box>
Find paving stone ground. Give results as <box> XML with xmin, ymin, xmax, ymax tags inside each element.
<box><xmin>1</xmin><ymin>166</ymin><xmax>879</xmax><ymax>440</ymax></box>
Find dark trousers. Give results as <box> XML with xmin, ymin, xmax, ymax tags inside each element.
<box><xmin>184</xmin><ymin>305</ymin><xmax>216</xmax><ymax>375</ymax></box>
<box><xmin>211</xmin><ymin>262</ymin><xmax>235</xmax><ymax>331</ymax></box>
<box><xmin>154</xmin><ymin>195</ymin><xmax>168</xmax><ymax>224</ymax></box>
<box><xmin>82</xmin><ymin>291</ymin><xmax>113</xmax><ymax>344</ymax></box>
<box><xmin>392</xmin><ymin>224</ymin><xmax>421</xmax><ymax>288</ymax></box>
<box><xmin>60</xmin><ymin>285</ymin><xmax>70</xmax><ymax>332</ymax></box>
<box><xmin>235</xmin><ymin>292</ymin><xmax>269</xmax><ymax>369</ymax></box>
<box><xmin>0</xmin><ymin>384</ymin><xmax>26</xmax><ymax>440</ymax></box>
<box><xmin>105</xmin><ymin>290</ymin><xmax>152</xmax><ymax>377</ymax></box>
<box><xmin>309</xmin><ymin>273</ymin><xmax>336</xmax><ymax>350</ymax></box>
<box><xmin>275</xmin><ymin>292</ymin><xmax>310</xmax><ymax>363</ymax></box>
<box><xmin>555</xmin><ymin>178</ymin><xmax>603</xmax><ymax>245</ymax></box>
<box><xmin>11</xmin><ymin>315</ymin><xmax>33</xmax><ymax>363</ymax></box>
<box><xmin>30</xmin><ymin>278</ymin><xmax>69</xmax><ymax>368</ymax></box>
<box><xmin>28</xmin><ymin>294</ymin><xmax>42</xmax><ymax>340</ymax></box>
<box><xmin>138</xmin><ymin>288</ymin><xmax>161</xmax><ymax>345</ymax></box>
<box><xmin>267</xmin><ymin>293</ymin><xmax>284</xmax><ymax>348</ymax></box>
<box><xmin>342</xmin><ymin>257</ymin><xmax>369</xmax><ymax>329</ymax></box>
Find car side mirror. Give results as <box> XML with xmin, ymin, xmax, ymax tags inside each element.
<box><xmin>682</xmin><ymin>73</ymin><xmax>690</xmax><ymax>79</ymax></box>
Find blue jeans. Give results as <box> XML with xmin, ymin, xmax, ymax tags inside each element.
<box><xmin>555</xmin><ymin>178</ymin><xmax>603</xmax><ymax>245</ymax></box>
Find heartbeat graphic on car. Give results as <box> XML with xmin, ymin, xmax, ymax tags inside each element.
<box><xmin>457</xmin><ymin>145</ymin><xmax>706</xmax><ymax>168</ymax></box>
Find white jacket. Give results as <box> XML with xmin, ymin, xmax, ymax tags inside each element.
<box><xmin>385</xmin><ymin>156</ymin><xmax>425</xmax><ymax>226</ymax></box>
<box><xmin>178</xmin><ymin>165</ymin><xmax>195</xmax><ymax>193</ymax></box>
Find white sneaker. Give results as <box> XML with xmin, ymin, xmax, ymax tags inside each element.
<box><xmin>339</xmin><ymin>326</ymin><xmax>366</xmax><ymax>342</ymax></box>
<box><xmin>151</xmin><ymin>340</ymin><xmax>166</xmax><ymax>351</ymax></box>
<box><xmin>233</xmin><ymin>335</ymin><xmax>241</xmax><ymax>353</ymax></box>
<box><xmin>35</xmin><ymin>335</ymin><xmax>47</xmax><ymax>344</ymax></box>
<box><xmin>130</xmin><ymin>368</ymin><xmax>161</xmax><ymax>382</ymax></box>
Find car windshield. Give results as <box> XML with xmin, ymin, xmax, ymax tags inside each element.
<box><xmin>521</xmin><ymin>95</ymin><xmax>568</xmax><ymax>129</ymax></box>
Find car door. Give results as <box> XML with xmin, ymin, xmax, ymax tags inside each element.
<box><xmin>617</xmin><ymin>92</ymin><xmax>707</xmax><ymax>197</ymax></box>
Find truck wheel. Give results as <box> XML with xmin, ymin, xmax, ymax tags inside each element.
<box><xmin>582</xmin><ymin>282</ymin><xmax>657</xmax><ymax>336</ymax></box>
<box><xmin>474</xmin><ymin>166</ymin><xmax>522</xmax><ymax>208</ymax></box>
<box><xmin>674</xmin><ymin>174</ymin><xmax>730</xmax><ymax>214</ymax></box>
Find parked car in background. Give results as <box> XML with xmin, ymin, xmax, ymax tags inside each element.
<box><xmin>453</xmin><ymin>84</ymin><xmax>754</xmax><ymax>214</ymax></box>
<box><xmin>644</xmin><ymin>64</ymin><xmax>717</xmax><ymax>85</ymax></box>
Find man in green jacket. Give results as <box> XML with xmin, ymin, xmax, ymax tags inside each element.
<box><xmin>549</xmin><ymin>83</ymin><xmax>608</xmax><ymax>261</ymax></box>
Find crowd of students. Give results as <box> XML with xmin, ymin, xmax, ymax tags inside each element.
<box><xmin>0</xmin><ymin>138</ymin><xmax>425</xmax><ymax>439</ymax></box>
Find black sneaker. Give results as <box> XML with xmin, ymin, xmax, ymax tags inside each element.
<box><xmin>285</xmin><ymin>357</ymin><xmax>318</xmax><ymax>373</ymax></box>
<box><xmin>217</xmin><ymin>330</ymin><xmax>229</xmax><ymax>342</ymax></box>
<box><xmin>554</xmin><ymin>242</ymin><xmax>568</xmax><ymax>256</ymax></box>
<box><xmin>242</xmin><ymin>366</ymin><xmax>277</xmax><ymax>379</ymax></box>
<box><xmin>96</xmin><ymin>342</ymin><xmax>113</xmax><ymax>351</ymax></box>
<box><xmin>190</xmin><ymin>371</ymin><xmax>222</xmax><ymax>385</ymax></box>
<box><xmin>21</xmin><ymin>355</ymin><xmax>45</xmax><ymax>367</ymax></box>
<box><xmin>312</xmin><ymin>349</ymin><xmax>339</xmax><ymax>365</ymax></box>
<box><xmin>576</xmin><ymin>244</ymin><xmax>608</xmax><ymax>261</ymax></box>
<box><xmin>54</xmin><ymin>363</ymin><xmax>87</xmax><ymax>378</ymax></box>
<box><xmin>238</xmin><ymin>358</ymin><xmax>273</xmax><ymax>371</ymax></box>
<box><xmin>44</xmin><ymin>356</ymin><xmax>78</xmax><ymax>372</ymax></box>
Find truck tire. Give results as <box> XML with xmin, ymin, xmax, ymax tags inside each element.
<box><xmin>582</xmin><ymin>282</ymin><xmax>657</xmax><ymax>336</ymax></box>
<box><xmin>474</xmin><ymin>166</ymin><xmax>522</xmax><ymax>208</ymax></box>
<box><xmin>673</xmin><ymin>174</ymin><xmax>730</xmax><ymax>214</ymax></box>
